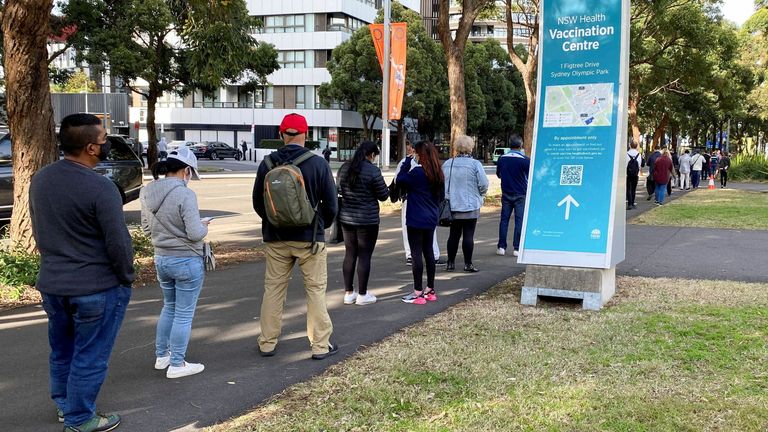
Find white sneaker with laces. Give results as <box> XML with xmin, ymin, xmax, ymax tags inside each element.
<box><xmin>154</xmin><ymin>355</ymin><xmax>171</xmax><ymax>370</ymax></box>
<box><xmin>166</xmin><ymin>362</ymin><xmax>205</xmax><ymax>379</ymax></box>
<box><xmin>343</xmin><ymin>292</ymin><xmax>358</xmax><ymax>305</ymax></box>
<box><xmin>496</xmin><ymin>247</ymin><xmax>506</xmax><ymax>256</ymax></box>
<box><xmin>355</xmin><ymin>293</ymin><xmax>377</xmax><ymax>305</ymax></box>
<box><xmin>512</xmin><ymin>250</ymin><xmax>519</xmax><ymax>257</ymax></box>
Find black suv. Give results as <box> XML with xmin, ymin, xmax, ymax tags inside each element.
<box><xmin>0</xmin><ymin>134</ymin><xmax>143</xmax><ymax>224</ymax></box>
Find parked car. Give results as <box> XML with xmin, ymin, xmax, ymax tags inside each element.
<box><xmin>168</xmin><ymin>140</ymin><xmax>197</xmax><ymax>151</ymax></box>
<box><xmin>0</xmin><ymin>133</ymin><xmax>143</xmax><ymax>224</ymax></box>
<box><xmin>492</xmin><ymin>147</ymin><xmax>511</xmax><ymax>165</ymax></box>
<box><xmin>191</xmin><ymin>141</ymin><xmax>241</xmax><ymax>160</ymax></box>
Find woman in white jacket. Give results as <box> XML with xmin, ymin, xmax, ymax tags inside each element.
<box><xmin>678</xmin><ymin>149</ymin><xmax>692</xmax><ymax>190</ymax></box>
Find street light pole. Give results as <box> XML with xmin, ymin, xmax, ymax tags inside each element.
<box><xmin>381</xmin><ymin>0</ymin><xmax>391</xmax><ymax>169</ymax></box>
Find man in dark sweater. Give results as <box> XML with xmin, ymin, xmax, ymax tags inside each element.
<box><xmin>252</xmin><ymin>113</ymin><xmax>338</xmax><ymax>360</ymax></box>
<box><xmin>496</xmin><ymin>135</ymin><xmax>531</xmax><ymax>257</ymax></box>
<box><xmin>30</xmin><ymin>113</ymin><xmax>134</xmax><ymax>432</ymax></box>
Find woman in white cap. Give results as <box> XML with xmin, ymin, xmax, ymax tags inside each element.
<box><xmin>140</xmin><ymin>146</ymin><xmax>210</xmax><ymax>379</ymax></box>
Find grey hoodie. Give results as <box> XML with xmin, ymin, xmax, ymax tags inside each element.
<box><xmin>140</xmin><ymin>178</ymin><xmax>208</xmax><ymax>257</ymax></box>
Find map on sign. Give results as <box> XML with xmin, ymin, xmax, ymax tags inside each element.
<box><xmin>542</xmin><ymin>84</ymin><xmax>614</xmax><ymax>128</ymax></box>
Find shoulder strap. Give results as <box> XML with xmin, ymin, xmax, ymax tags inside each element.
<box><xmin>292</xmin><ymin>150</ymin><xmax>314</xmax><ymax>166</ymax></box>
<box><xmin>265</xmin><ymin>154</ymin><xmax>275</xmax><ymax>170</ymax></box>
<box><xmin>629</xmin><ymin>154</ymin><xmax>638</xmax><ymax>161</ymax></box>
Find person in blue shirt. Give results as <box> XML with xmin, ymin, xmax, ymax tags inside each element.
<box><xmin>396</xmin><ymin>141</ymin><xmax>444</xmax><ymax>305</ymax></box>
<box><xmin>495</xmin><ymin>136</ymin><xmax>530</xmax><ymax>257</ymax></box>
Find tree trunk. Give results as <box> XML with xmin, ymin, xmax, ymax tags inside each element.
<box><xmin>670</xmin><ymin>123</ymin><xmax>679</xmax><ymax>152</ymax></box>
<box><xmin>652</xmin><ymin>113</ymin><xmax>669</xmax><ymax>149</ymax></box>
<box><xmin>446</xmin><ymin>47</ymin><xmax>467</xmax><ymax>145</ymax></box>
<box><xmin>361</xmin><ymin>114</ymin><xmax>371</xmax><ymax>141</ymax></box>
<box><xmin>628</xmin><ymin>93</ymin><xmax>642</xmax><ymax>148</ymax></box>
<box><xmin>2</xmin><ymin>0</ymin><xmax>58</xmax><ymax>252</ymax></box>
<box><xmin>146</xmin><ymin>86</ymin><xmax>159</xmax><ymax>168</ymax></box>
<box><xmin>522</xmin><ymin>91</ymin><xmax>536</xmax><ymax>155</ymax></box>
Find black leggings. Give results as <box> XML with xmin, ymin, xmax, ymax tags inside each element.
<box><xmin>341</xmin><ymin>223</ymin><xmax>379</xmax><ymax>295</ymax></box>
<box><xmin>447</xmin><ymin>218</ymin><xmax>477</xmax><ymax>265</ymax></box>
<box><xmin>407</xmin><ymin>227</ymin><xmax>436</xmax><ymax>292</ymax></box>
<box><xmin>719</xmin><ymin>169</ymin><xmax>728</xmax><ymax>187</ymax></box>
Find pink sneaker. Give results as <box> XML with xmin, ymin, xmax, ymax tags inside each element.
<box><xmin>402</xmin><ymin>292</ymin><xmax>426</xmax><ymax>304</ymax></box>
<box><xmin>424</xmin><ymin>289</ymin><xmax>437</xmax><ymax>302</ymax></box>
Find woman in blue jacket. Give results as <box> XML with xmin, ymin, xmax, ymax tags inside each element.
<box><xmin>442</xmin><ymin>136</ymin><xmax>488</xmax><ymax>272</ymax></box>
<box><xmin>337</xmin><ymin>141</ymin><xmax>389</xmax><ymax>306</ymax></box>
<box><xmin>396</xmin><ymin>141</ymin><xmax>444</xmax><ymax>305</ymax></box>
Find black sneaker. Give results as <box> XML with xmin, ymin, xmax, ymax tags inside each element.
<box><xmin>311</xmin><ymin>342</ymin><xmax>339</xmax><ymax>360</ymax></box>
<box><xmin>445</xmin><ymin>261</ymin><xmax>455</xmax><ymax>271</ymax></box>
<box><xmin>406</xmin><ymin>258</ymin><xmax>412</xmax><ymax>265</ymax></box>
<box><xmin>463</xmin><ymin>264</ymin><xmax>479</xmax><ymax>273</ymax></box>
<box><xmin>63</xmin><ymin>413</ymin><xmax>121</xmax><ymax>432</ymax></box>
<box><xmin>435</xmin><ymin>258</ymin><xmax>446</xmax><ymax>265</ymax></box>
<box><xmin>258</xmin><ymin>345</ymin><xmax>276</xmax><ymax>357</ymax></box>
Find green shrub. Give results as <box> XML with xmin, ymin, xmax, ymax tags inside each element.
<box><xmin>130</xmin><ymin>228</ymin><xmax>154</xmax><ymax>259</ymax></box>
<box><xmin>729</xmin><ymin>154</ymin><xmax>768</xmax><ymax>181</ymax></box>
<box><xmin>0</xmin><ymin>247</ymin><xmax>40</xmax><ymax>288</ymax></box>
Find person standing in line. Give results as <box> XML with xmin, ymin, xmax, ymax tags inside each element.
<box><xmin>718</xmin><ymin>151</ymin><xmax>731</xmax><ymax>188</ymax></box>
<box><xmin>653</xmin><ymin>148</ymin><xmax>675</xmax><ymax>205</ymax></box>
<box><xmin>702</xmin><ymin>150</ymin><xmax>711</xmax><ymax>180</ymax></box>
<box><xmin>241</xmin><ymin>140</ymin><xmax>248</xmax><ymax>161</ymax></box>
<box><xmin>395</xmin><ymin>140</ymin><xmax>442</xmax><ymax>265</ymax></box>
<box><xmin>690</xmin><ymin>150</ymin><xmax>704</xmax><ymax>188</ymax></box>
<box><xmin>442</xmin><ymin>136</ymin><xmax>488</xmax><ymax>272</ymax></box>
<box><xmin>397</xmin><ymin>141</ymin><xmax>444</xmax><ymax>305</ymax></box>
<box><xmin>337</xmin><ymin>141</ymin><xmax>389</xmax><ymax>306</ymax></box>
<box><xmin>626</xmin><ymin>141</ymin><xmax>642</xmax><ymax>210</ymax></box>
<box><xmin>30</xmin><ymin>114</ymin><xmax>134</xmax><ymax>431</ymax></box>
<box><xmin>709</xmin><ymin>149</ymin><xmax>720</xmax><ymax>182</ymax></box>
<box><xmin>158</xmin><ymin>136</ymin><xmax>168</xmax><ymax>160</ymax></box>
<box><xmin>252</xmin><ymin>113</ymin><xmax>339</xmax><ymax>360</ymax></box>
<box><xmin>141</xmin><ymin>147</ymin><xmax>209</xmax><ymax>379</ymax></box>
<box><xmin>496</xmin><ymin>136</ymin><xmax>530</xmax><ymax>257</ymax></box>
<box><xmin>678</xmin><ymin>149</ymin><xmax>692</xmax><ymax>190</ymax></box>
<box><xmin>645</xmin><ymin>145</ymin><xmax>662</xmax><ymax>201</ymax></box>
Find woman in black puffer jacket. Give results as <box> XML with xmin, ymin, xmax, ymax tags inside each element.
<box><xmin>337</xmin><ymin>141</ymin><xmax>389</xmax><ymax>306</ymax></box>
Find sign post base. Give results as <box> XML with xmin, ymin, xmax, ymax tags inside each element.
<box><xmin>521</xmin><ymin>265</ymin><xmax>616</xmax><ymax>311</ymax></box>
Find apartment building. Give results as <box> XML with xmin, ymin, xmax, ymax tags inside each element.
<box><xmin>130</xmin><ymin>0</ymin><xmax>419</xmax><ymax>158</ymax></box>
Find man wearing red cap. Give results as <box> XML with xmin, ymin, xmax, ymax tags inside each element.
<box><xmin>252</xmin><ymin>113</ymin><xmax>339</xmax><ymax>360</ymax></box>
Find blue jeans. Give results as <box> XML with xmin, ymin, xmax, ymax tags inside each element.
<box><xmin>41</xmin><ymin>286</ymin><xmax>131</xmax><ymax>426</ymax></box>
<box><xmin>691</xmin><ymin>170</ymin><xmax>701</xmax><ymax>188</ymax></box>
<box><xmin>655</xmin><ymin>183</ymin><xmax>667</xmax><ymax>203</ymax></box>
<box><xmin>498</xmin><ymin>192</ymin><xmax>526</xmax><ymax>250</ymax></box>
<box><xmin>154</xmin><ymin>256</ymin><xmax>205</xmax><ymax>366</ymax></box>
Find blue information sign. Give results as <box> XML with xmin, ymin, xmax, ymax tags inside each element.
<box><xmin>519</xmin><ymin>0</ymin><xmax>629</xmax><ymax>269</ymax></box>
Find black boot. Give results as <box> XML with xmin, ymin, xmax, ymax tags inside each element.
<box><xmin>445</xmin><ymin>261</ymin><xmax>455</xmax><ymax>271</ymax></box>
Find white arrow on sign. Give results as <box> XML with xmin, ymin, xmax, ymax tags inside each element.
<box><xmin>557</xmin><ymin>194</ymin><xmax>580</xmax><ymax>221</ymax></box>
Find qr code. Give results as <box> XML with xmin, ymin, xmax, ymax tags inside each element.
<box><xmin>560</xmin><ymin>165</ymin><xmax>583</xmax><ymax>186</ymax></box>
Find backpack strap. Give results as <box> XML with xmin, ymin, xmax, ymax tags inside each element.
<box><xmin>291</xmin><ymin>150</ymin><xmax>315</xmax><ymax>166</ymax></box>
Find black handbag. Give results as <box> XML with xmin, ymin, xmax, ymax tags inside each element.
<box><xmin>389</xmin><ymin>178</ymin><xmax>402</xmax><ymax>203</ymax></box>
<box><xmin>328</xmin><ymin>196</ymin><xmax>344</xmax><ymax>244</ymax></box>
<box><xmin>438</xmin><ymin>159</ymin><xmax>454</xmax><ymax>227</ymax></box>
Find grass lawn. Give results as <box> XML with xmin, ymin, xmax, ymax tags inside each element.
<box><xmin>208</xmin><ymin>276</ymin><xmax>768</xmax><ymax>432</ymax></box>
<box><xmin>631</xmin><ymin>189</ymin><xmax>768</xmax><ymax>230</ymax></box>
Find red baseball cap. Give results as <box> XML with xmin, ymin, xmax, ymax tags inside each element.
<box><xmin>279</xmin><ymin>113</ymin><xmax>308</xmax><ymax>135</ymax></box>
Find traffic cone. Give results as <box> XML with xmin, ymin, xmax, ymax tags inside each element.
<box><xmin>707</xmin><ymin>175</ymin><xmax>715</xmax><ymax>190</ymax></box>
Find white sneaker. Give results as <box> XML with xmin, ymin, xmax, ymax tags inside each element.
<box><xmin>512</xmin><ymin>250</ymin><xmax>519</xmax><ymax>257</ymax></box>
<box><xmin>166</xmin><ymin>362</ymin><xmax>205</xmax><ymax>379</ymax></box>
<box><xmin>154</xmin><ymin>355</ymin><xmax>170</xmax><ymax>370</ymax></box>
<box><xmin>496</xmin><ymin>247</ymin><xmax>506</xmax><ymax>256</ymax></box>
<box><xmin>355</xmin><ymin>293</ymin><xmax>377</xmax><ymax>305</ymax></box>
<box><xmin>343</xmin><ymin>292</ymin><xmax>358</xmax><ymax>305</ymax></box>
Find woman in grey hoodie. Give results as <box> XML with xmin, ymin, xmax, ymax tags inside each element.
<box><xmin>140</xmin><ymin>147</ymin><xmax>209</xmax><ymax>379</ymax></box>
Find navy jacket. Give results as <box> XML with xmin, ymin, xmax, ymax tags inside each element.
<box><xmin>253</xmin><ymin>145</ymin><xmax>337</xmax><ymax>243</ymax></box>
<box><xmin>496</xmin><ymin>150</ymin><xmax>530</xmax><ymax>195</ymax></box>
<box><xmin>337</xmin><ymin>160</ymin><xmax>389</xmax><ymax>226</ymax></box>
<box><xmin>396</xmin><ymin>157</ymin><xmax>443</xmax><ymax>229</ymax></box>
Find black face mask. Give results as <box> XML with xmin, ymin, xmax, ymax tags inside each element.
<box><xmin>97</xmin><ymin>140</ymin><xmax>111</xmax><ymax>161</ymax></box>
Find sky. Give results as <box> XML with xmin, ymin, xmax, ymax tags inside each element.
<box><xmin>721</xmin><ymin>0</ymin><xmax>758</xmax><ymax>26</ymax></box>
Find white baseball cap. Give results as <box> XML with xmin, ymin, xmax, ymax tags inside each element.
<box><xmin>168</xmin><ymin>146</ymin><xmax>201</xmax><ymax>180</ymax></box>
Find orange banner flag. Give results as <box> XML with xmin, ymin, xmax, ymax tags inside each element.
<box><xmin>369</xmin><ymin>23</ymin><xmax>407</xmax><ymax>120</ymax></box>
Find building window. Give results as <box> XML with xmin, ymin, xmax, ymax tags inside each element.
<box><xmin>295</xmin><ymin>86</ymin><xmax>305</xmax><ymax>109</ymax></box>
<box><xmin>327</xmin><ymin>13</ymin><xmax>365</xmax><ymax>33</ymax></box>
<box><xmin>263</xmin><ymin>14</ymin><xmax>305</xmax><ymax>33</ymax></box>
<box><xmin>277</xmin><ymin>50</ymin><xmax>306</xmax><ymax>69</ymax></box>
<box><xmin>266</xmin><ymin>87</ymin><xmax>274</xmax><ymax>109</ymax></box>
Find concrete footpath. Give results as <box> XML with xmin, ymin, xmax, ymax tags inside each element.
<box><xmin>2</xmin><ymin>182</ymin><xmax>768</xmax><ymax>431</ymax></box>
